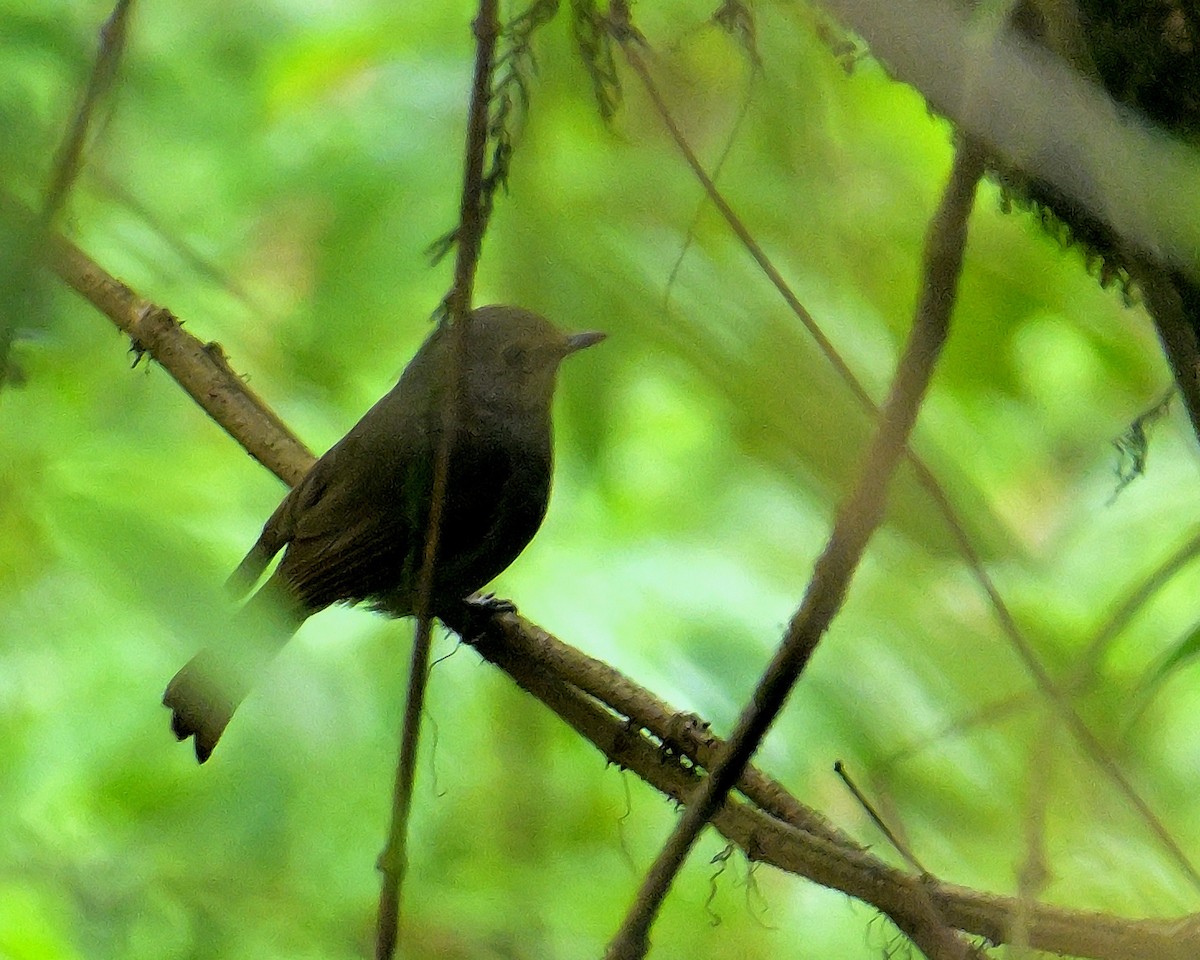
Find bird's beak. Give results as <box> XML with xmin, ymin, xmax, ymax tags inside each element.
<box><xmin>564</xmin><ymin>331</ymin><xmax>606</xmax><ymax>355</ymax></box>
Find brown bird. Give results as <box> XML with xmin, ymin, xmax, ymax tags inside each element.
<box><xmin>163</xmin><ymin>305</ymin><xmax>604</xmax><ymax>762</ymax></box>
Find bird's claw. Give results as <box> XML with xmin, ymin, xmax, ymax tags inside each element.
<box><xmin>465</xmin><ymin>592</ymin><xmax>517</xmax><ymax>615</ymax></box>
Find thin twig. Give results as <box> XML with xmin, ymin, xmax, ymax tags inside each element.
<box><xmin>1011</xmin><ymin>710</ymin><xmax>1055</xmax><ymax>955</ymax></box>
<box><xmin>881</xmin><ymin>524</ymin><xmax>1200</xmax><ymax>768</ymax></box>
<box><xmin>43</xmin><ymin>0</ymin><xmax>134</xmax><ymax>226</ymax></box>
<box><xmin>663</xmin><ymin>68</ymin><xmax>757</xmax><ymax>309</ymax></box>
<box><xmin>2</xmin><ymin>0</ymin><xmax>136</xmax><ymax>391</ymax></box>
<box><xmin>374</xmin><ymin>3</ymin><xmax>501</xmax><ymax>958</ymax></box>
<box><xmin>834</xmin><ymin>760</ymin><xmax>929</xmax><ymax>876</ymax></box>
<box><xmin>1079</xmin><ymin>529</ymin><xmax>1200</xmax><ymax>680</ymax></box>
<box><xmin>833</xmin><ymin>760</ymin><xmax>980</xmax><ymax>959</ymax></box>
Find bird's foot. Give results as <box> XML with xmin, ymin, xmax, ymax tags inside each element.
<box><xmin>454</xmin><ymin>592</ymin><xmax>517</xmax><ymax>639</ymax></box>
<box><xmin>465</xmin><ymin>592</ymin><xmax>517</xmax><ymax>615</ymax></box>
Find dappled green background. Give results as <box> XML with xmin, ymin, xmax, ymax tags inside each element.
<box><xmin>3</xmin><ymin>1</ymin><xmax>1200</xmax><ymax>957</ymax></box>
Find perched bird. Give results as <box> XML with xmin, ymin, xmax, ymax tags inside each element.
<box><xmin>163</xmin><ymin>305</ymin><xmax>604</xmax><ymax>762</ymax></box>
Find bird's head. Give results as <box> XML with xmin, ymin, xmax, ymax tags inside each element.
<box><xmin>460</xmin><ymin>305</ymin><xmax>605</xmax><ymax>414</ymax></box>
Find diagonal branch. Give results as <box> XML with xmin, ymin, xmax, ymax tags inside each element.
<box><xmin>1</xmin><ymin>193</ymin><xmax>313</xmax><ymax>483</ymax></box>
<box><xmin>443</xmin><ymin>605</ymin><xmax>984</xmax><ymax>960</ymax></box>
<box><xmin>43</xmin><ymin>0</ymin><xmax>135</xmax><ymax>227</ymax></box>
<box><xmin>601</xmin><ymin>93</ymin><xmax>987</xmax><ymax>956</ymax></box>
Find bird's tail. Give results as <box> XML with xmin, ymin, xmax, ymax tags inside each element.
<box><xmin>163</xmin><ymin>575</ymin><xmax>307</xmax><ymax>763</ymax></box>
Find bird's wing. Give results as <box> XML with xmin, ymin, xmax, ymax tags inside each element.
<box><xmin>276</xmin><ymin>434</ymin><xmax>546</xmax><ymax>615</ymax></box>
<box><xmin>271</xmin><ymin>428</ymin><xmax>427</xmax><ymax>610</ymax></box>
<box><xmin>277</xmin><ymin>512</ymin><xmax>411</xmax><ymax>610</ymax></box>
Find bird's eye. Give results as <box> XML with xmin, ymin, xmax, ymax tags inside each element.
<box><xmin>503</xmin><ymin>344</ymin><xmax>527</xmax><ymax>368</ymax></box>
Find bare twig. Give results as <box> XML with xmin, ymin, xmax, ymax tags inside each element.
<box><xmin>834</xmin><ymin>761</ymin><xmax>929</xmax><ymax>876</ymax></box>
<box><xmin>2</xmin><ymin>0</ymin><xmax>136</xmax><ymax>391</ymax></box>
<box><xmin>663</xmin><ymin>74</ymin><xmax>757</xmax><ymax>310</ymax></box>
<box><xmin>834</xmin><ymin>760</ymin><xmax>978</xmax><ymax>959</ymax></box>
<box><xmin>1011</xmin><ymin>710</ymin><xmax>1055</xmax><ymax>955</ymax></box>
<box><xmin>43</xmin><ymin>0</ymin><xmax>134</xmax><ymax>226</ymax></box>
<box><xmin>375</xmin><ymin>3</ymin><xmax>501</xmax><ymax>958</ymax></box>
<box><xmin>1079</xmin><ymin>529</ymin><xmax>1200</xmax><ymax>681</ymax></box>
<box><xmin>602</xmin><ymin>80</ymin><xmax>987</xmax><ymax>953</ymax></box>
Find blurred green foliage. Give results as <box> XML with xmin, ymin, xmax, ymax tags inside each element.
<box><xmin>3</xmin><ymin>1</ymin><xmax>1200</xmax><ymax>958</ymax></box>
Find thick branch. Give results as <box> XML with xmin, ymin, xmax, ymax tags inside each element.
<box><xmin>814</xmin><ymin>0</ymin><xmax>1200</xmax><ymax>445</ymax></box>
<box><xmin>816</xmin><ymin>0</ymin><xmax>1200</xmax><ymax>279</ymax></box>
<box><xmin>1132</xmin><ymin>261</ymin><xmax>1200</xmax><ymax>441</ymax></box>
